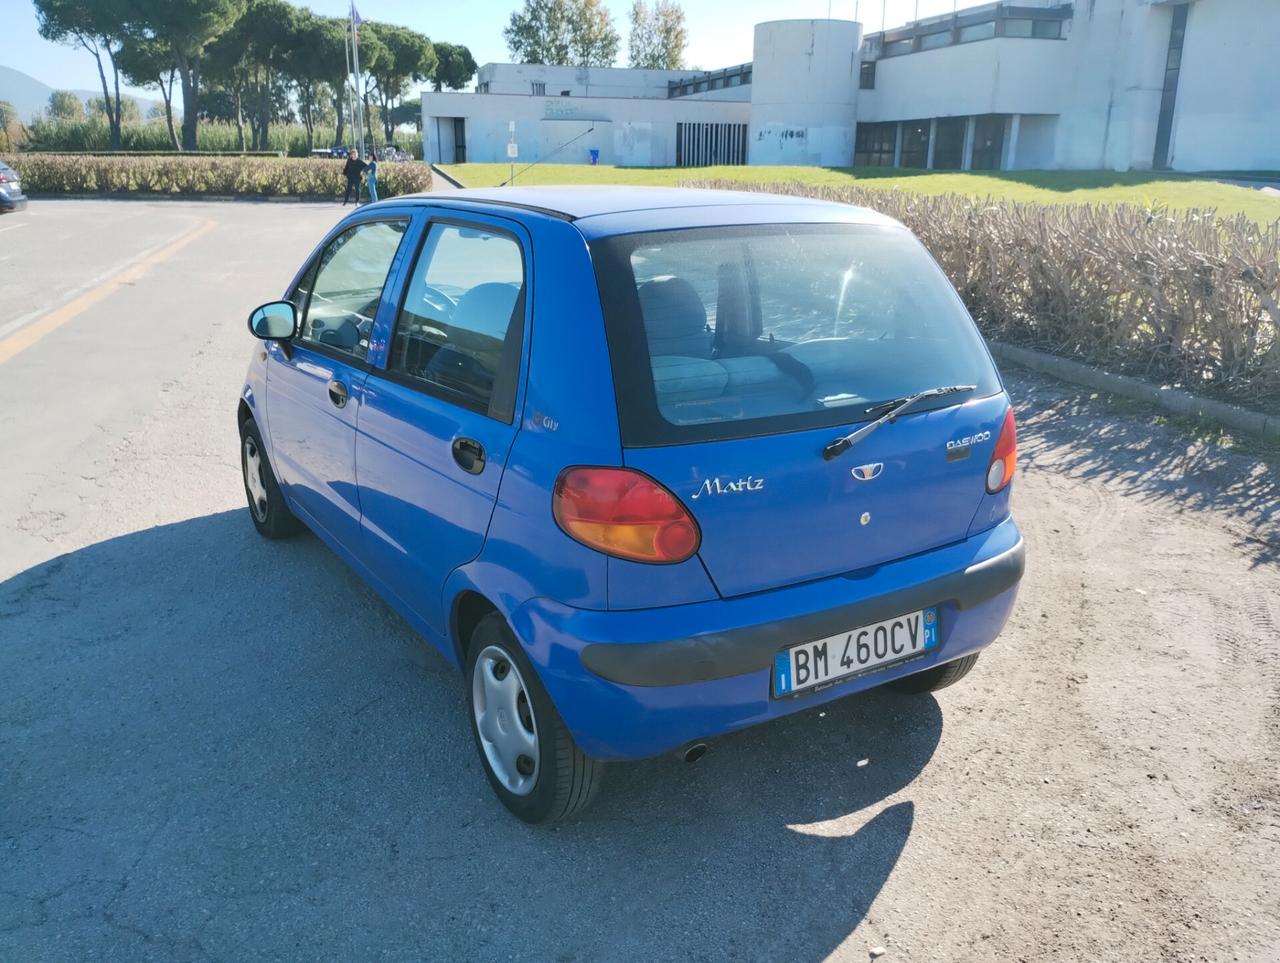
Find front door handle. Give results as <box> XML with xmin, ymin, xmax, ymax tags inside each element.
<box><xmin>327</xmin><ymin>379</ymin><xmax>348</xmax><ymax>409</ymax></box>
<box><xmin>452</xmin><ymin>437</ymin><xmax>486</xmax><ymax>474</ymax></box>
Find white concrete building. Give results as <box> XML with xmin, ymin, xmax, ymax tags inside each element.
<box><xmin>422</xmin><ymin>0</ymin><xmax>1280</xmax><ymax>172</ymax></box>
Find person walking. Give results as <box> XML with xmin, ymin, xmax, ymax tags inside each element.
<box><xmin>341</xmin><ymin>148</ymin><xmax>366</xmax><ymax>206</ymax></box>
<box><xmin>365</xmin><ymin>150</ymin><xmax>379</xmax><ymax>204</ymax></box>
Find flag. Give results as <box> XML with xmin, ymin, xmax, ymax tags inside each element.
<box><xmin>351</xmin><ymin>2</ymin><xmax>363</xmax><ymax>30</ymax></box>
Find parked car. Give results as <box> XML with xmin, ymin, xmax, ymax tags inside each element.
<box><xmin>0</xmin><ymin>161</ymin><xmax>28</xmax><ymax>213</ymax></box>
<box><xmin>238</xmin><ymin>187</ymin><xmax>1025</xmax><ymax>823</ymax></box>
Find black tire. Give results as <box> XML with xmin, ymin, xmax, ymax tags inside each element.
<box><xmin>239</xmin><ymin>418</ymin><xmax>302</xmax><ymax>540</ymax></box>
<box><xmin>891</xmin><ymin>653</ymin><xmax>981</xmax><ymax>694</ymax></box>
<box><xmin>466</xmin><ymin>612</ymin><xmax>601</xmax><ymax>824</ymax></box>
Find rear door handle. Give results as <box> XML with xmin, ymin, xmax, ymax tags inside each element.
<box><xmin>452</xmin><ymin>437</ymin><xmax>486</xmax><ymax>474</ymax></box>
<box><xmin>327</xmin><ymin>379</ymin><xmax>348</xmax><ymax>408</ymax></box>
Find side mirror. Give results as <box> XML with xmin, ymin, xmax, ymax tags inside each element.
<box><xmin>248</xmin><ymin>301</ymin><xmax>297</xmax><ymax>340</ymax></box>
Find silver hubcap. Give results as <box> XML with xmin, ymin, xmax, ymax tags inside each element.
<box><xmin>472</xmin><ymin>645</ymin><xmax>539</xmax><ymax>796</ymax></box>
<box><xmin>243</xmin><ymin>437</ymin><xmax>269</xmax><ymax>523</ymax></box>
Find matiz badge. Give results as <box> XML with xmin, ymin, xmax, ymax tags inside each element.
<box><xmin>691</xmin><ymin>476</ymin><xmax>765</xmax><ymax>500</ymax></box>
<box><xmin>851</xmin><ymin>463</ymin><xmax>884</xmax><ymax>481</ymax></box>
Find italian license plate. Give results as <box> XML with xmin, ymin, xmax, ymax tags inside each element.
<box><xmin>773</xmin><ymin>607</ymin><xmax>939</xmax><ymax>697</ymax></box>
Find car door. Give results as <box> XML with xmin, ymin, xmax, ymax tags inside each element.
<box><xmin>356</xmin><ymin>214</ymin><xmax>530</xmax><ymax>636</ymax></box>
<box><xmin>265</xmin><ymin>216</ymin><xmax>412</xmax><ymax>549</ymax></box>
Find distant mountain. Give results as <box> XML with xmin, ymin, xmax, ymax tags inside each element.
<box><xmin>0</xmin><ymin>64</ymin><xmax>159</xmax><ymax>122</ymax></box>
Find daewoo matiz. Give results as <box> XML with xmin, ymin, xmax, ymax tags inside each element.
<box><xmin>239</xmin><ymin>187</ymin><xmax>1024</xmax><ymax>823</ymax></box>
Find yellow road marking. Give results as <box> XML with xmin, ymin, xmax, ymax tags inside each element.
<box><xmin>0</xmin><ymin>219</ymin><xmax>217</xmax><ymax>366</ymax></box>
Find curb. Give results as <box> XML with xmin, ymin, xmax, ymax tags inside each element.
<box><xmin>988</xmin><ymin>340</ymin><xmax>1279</xmax><ymax>440</ymax></box>
<box><xmin>429</xmin><ymin>164</ymin><xmax>465</xmax><ymax>189</ymax></box>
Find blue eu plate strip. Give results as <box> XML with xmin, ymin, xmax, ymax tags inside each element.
<box><xmin>774</xmin><ymin>651</ymin><xmax>792</xmax><ymax>696</ymax></box>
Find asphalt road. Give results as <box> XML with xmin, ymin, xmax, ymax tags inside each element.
<box><xmin>2</xmin><ymin>199</ymin><xmax>1278</xmax><ymax>962</ymax></box>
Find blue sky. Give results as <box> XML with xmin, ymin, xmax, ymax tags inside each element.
<box><xmin>5</xmin><ymin>0</ymin><xmax>959</xmax><ymax>102</ymax></box>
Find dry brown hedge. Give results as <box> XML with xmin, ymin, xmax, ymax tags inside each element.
<box><xmin>2</xmin><ymin>153</ymin><xmax>432</xmax><ymax>199</ymax></box>
<box><xmin>688</xmin><ymin>179</ymin><xmax>1280</xmax><ymax>410</ymax></box>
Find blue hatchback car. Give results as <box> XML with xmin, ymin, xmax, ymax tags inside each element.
<box><xmin>239</xmin><ymin>186</ymin><xmax>1024</xmax><ymax>822</ymax></box>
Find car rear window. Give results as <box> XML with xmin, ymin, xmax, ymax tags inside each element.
<box><xmin>590</xmin><ymin>223</ymin><xmax>1002</xmax><ymax>447</ymax></box>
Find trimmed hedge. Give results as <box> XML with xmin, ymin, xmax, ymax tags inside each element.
<box><xmin>688</xmin><ymin>179</ymin><xmax>1280</xmax><ymax>410</ymax></box>
<box><xmin>1</xmin><ymin>153</ymin><xmax>432</xmax><ymax>199</ymax></box>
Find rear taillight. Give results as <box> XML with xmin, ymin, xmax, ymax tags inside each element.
<box><xmin>553</xmin><ymin>467</ymin><xmax>701</xmax><ymax>564</ymax></box>
<box><xmin>985</xmin><ymin>407</ymin><xmax>1018</xmax><ymax>493</ymax></box>
<box><xmin>0</xmin><ymin>173</ymin><xmax>9</xmax><ymax>183</ymax></box>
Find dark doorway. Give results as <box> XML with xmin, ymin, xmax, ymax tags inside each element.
<box><xmin>933</xmin><ymin>117</ymin><xmax>967</xmax><ymax>170</ymax></box>
<box><xmin>452</xmin><ymin>118</ymin><xmax>466</xmax><ymax>164</ymax></box>
<box><xmin>971</xmin><ymin>114</ymin><xmax>1006</xmax><ymax>170</ymax></box>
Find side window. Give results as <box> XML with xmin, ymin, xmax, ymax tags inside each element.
<box><xmin>298</xmin><ymin>219</ymin><xmax>409</xmax><ymax>362</ymax></box>
<box><xmin>388</xmin><ymin>223</ymin><xmax>526</xmax><ymax>419</ymax></box>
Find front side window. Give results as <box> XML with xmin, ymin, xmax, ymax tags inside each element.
<box><xmin>592</xmin><ymin>224</ymin><xmax>1001</xmax><ymax>446</ymax></box>
<box><xmin>298</xmin><ymin>219</ymin><xmax>409</xmax><ymax>362</ymax></box>
<box><xmin>388</xmin><ymin>223</ymin><xmax>526</xmax><ymax>418</ymax></box>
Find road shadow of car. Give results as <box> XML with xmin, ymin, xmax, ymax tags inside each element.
<box><xmin>0</xmin><ymin>509</ymin><xmax>941</xmax><ymax>961</ymax></box>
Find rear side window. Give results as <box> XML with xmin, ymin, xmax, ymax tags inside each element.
<box><xmin>297</xmin><ymin>219</ymin><xmax>409</xmax><ymax>362</ymax></box>
<box><xmin>591</xmin><ymin>223</ymin><xmax>1001</xmax><ymax>446</ymax></box>
<box><xmin>387</xmin><ymin>222</ymin><xmax>526</xmax><ymax>420</ymax></box>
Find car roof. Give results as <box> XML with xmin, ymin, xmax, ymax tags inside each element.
<box><xmin>401</xmin><ymin>185</ymin><xmax>898</xmax><ymax>231</ymax></box>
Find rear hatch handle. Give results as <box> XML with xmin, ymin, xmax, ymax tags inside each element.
<box><xmin>822</xmin><ymin>384</ymin><xmax>977</xmax><ymax>461</ymax></box>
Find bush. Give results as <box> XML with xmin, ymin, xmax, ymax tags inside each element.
<box><xmin>24</xmin><ymin>117</ymin><xmax>423</xmax><ymax>158</ymax></box>
<box><xmin>687</xmin><ymin>179</ymin><xmax>1280</xmax><ymax>410</ymax></box>
<box><xmin>2</xmin><ymin>152</ymin><xmax>432</xmax><ymax>199</ymax></box>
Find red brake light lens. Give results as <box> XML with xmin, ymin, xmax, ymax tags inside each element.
<box><xmin>553</xmin><ymin>467</ymin><xmax>701</xmax><ymax>564</ymax></box>
<box><xmin>985</xmin><ymin>407</ymin><xmax>1018</xmax><ymax>493</ymax></box>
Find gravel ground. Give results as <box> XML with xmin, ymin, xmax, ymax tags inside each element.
<box><xmin>1</xmin><ymin>201</ymin><xmax>1278</xmax><ymax>961</ymax></box>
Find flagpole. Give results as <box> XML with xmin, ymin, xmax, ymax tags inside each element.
<box><xmin>343</xmin><ymin>21</ymin><xmax>356</xmax><ymax>149</ymax></box>
<box><xmin>350</xmin><ymin>3</ymin><xmax>366</xmax><ymax>156</ymax></box>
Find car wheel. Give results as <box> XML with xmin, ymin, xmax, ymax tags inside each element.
<box><xmin>891</xmin><ymin>653</ymin><xmax>980</xmax><ymax>694</ymax></box>
<box><xmin>466</xmin><ymin>612</ymin><xmax>601</xmax><ymax>824</ymax></box>
<box><xmin>239</xmin><ymin>418</ymin><xmax>301</xmax><ymax>539</ymax></box>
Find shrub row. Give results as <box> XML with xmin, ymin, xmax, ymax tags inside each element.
<box><xmin>1</xmin><ymin>153</ymin><xmax>433</xmax><ymax>199</ymax></box>
<box><xmin>22</xmin><ymin>118</ymin><xmax>423</xmax><ymax>159</ymax></box>
<box><xmin>687</xmin><ymin>179</ymin><xmax>1280</xmax><ymax>410</ymax></box>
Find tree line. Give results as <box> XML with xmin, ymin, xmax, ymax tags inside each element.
<box><xmin>504</xmin><ymin>0</ymin><xmax>689</xmax><ymax>70</ymax></box>
<box><xmin>33</xmin><ymin>0</ymin><xmax>476</xmax><ymax>153</ymax></box>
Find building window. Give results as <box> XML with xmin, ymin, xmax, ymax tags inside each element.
<box><xmin>742</xmin><ymin>68</ymin><xmax>752</xmax><ymax>83</ymax></box>
<box><xmin>971</xmin><ymin>115</ymin><xmax>1006</xmax><ymax>170</ymax></box>
<box><xmin>1032</xmin><ymin>19</ymin><xmax>1062</xmax><ymax>39</ymax></box>
<box><xmin>859</xmin><ymin>61</ymin><xmax>876</xmax><ymax>90</ymax></box>
<box><xmin>854</xmin><ymin>122</ymin><xmax>897</xmax><ymax>167</ymax></box>
<box><xmin>711</xmin><ymin>77</ymin><xmax>724</xmax><ymax>90</ymax></box>
<box><xmin>883</xmin><ymin>38</ymin><xmax>913</xmax><ymax>57</ymax></box>
<box><xmin>933</xmin><ymin>117</ymin><xmax>966</xmax><ymax>170</ymax></box>
<box><xmin>560</xmin><ymin>89</ymin><xmax>571</xmax><ymax>96</ymax></box>
<box><xmin>901</xmin><ymin>120</ymin><xmax>931</xmax><ymax>169</ymax></box>
<box><xmin>727</xmin><ymin>74</ymin><xmax>741</xmax><ymax>87</ymax></box>
<box><xmin>1153</xmin><ymin>4</ymin><xmax>1189</xmax><ymax>169</ymax></box>
<box><xmin>531</xmin><ymin>82</ymin><xmax>546</xmax><ymax>96</ymax></box>
<box><xmin>1002</xmin><ymin>18</ymin><xmax>1033</xmax><ymax>38</ymax></box>
<box><xmin>958</xmin><ymin>21</ymin><xmax>995</xmax><ymax>43</ymax></box>
<box><xmin>919</xmin><ymin>30</ymin><xmax>952</xmax><ymax>50</ymax></box>
<box><xmin>477</xmin><ymin>82</ymin><xmax>490</xmax><ymax>93</ymax></box>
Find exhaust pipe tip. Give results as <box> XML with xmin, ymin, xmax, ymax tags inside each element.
<box><xmin>681</xmin><ymin>742</ymin><xmax>708</xmax><ymax>764</ymax></box>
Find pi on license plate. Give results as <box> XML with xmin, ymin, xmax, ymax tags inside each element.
<box><xmin>773</xmin><ymin>607</ymin><xmax>939</xmax><ymax>697</ymax></box>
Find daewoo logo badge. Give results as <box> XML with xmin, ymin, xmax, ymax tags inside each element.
<box><xmin>691</xmin><ymin>476</ymin><xmax>764</xmax><ymax>500</ymax></box>
<box><xmin>851</xmin><ymin>463</ymin><xmax>884</xmax><ymax>482</ymax></box>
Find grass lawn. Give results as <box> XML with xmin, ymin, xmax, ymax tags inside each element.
<box><xmin>438</xmin><ymin>163</ymin><xmax>1280</xmax><ymax>225</ymax></box>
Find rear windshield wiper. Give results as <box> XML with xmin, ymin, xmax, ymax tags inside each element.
<box><xmin>822</xmin><ymin>384</ymin><xmax>976</xmax><ymax>461</ymax></box>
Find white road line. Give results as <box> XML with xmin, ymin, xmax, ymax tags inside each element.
<box><xmin>0</xmin><ymin>221</ymin><xmax>29</xmax><ymax>235</ymax></box>
<box><xmin>0</xmin><ymin>220</ymin><xmax>205</xmax><ymax>341</ymax></box>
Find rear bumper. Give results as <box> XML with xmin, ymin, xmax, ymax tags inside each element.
<box><xmin>511</xmin><ymin>517</ymin><xmax>1023</xmax><ymax>761</ymax></box>
<box><xmin>0</xmin><ymin>195</ymin><xmax>27</xmax><ymax>212</ymax></box>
